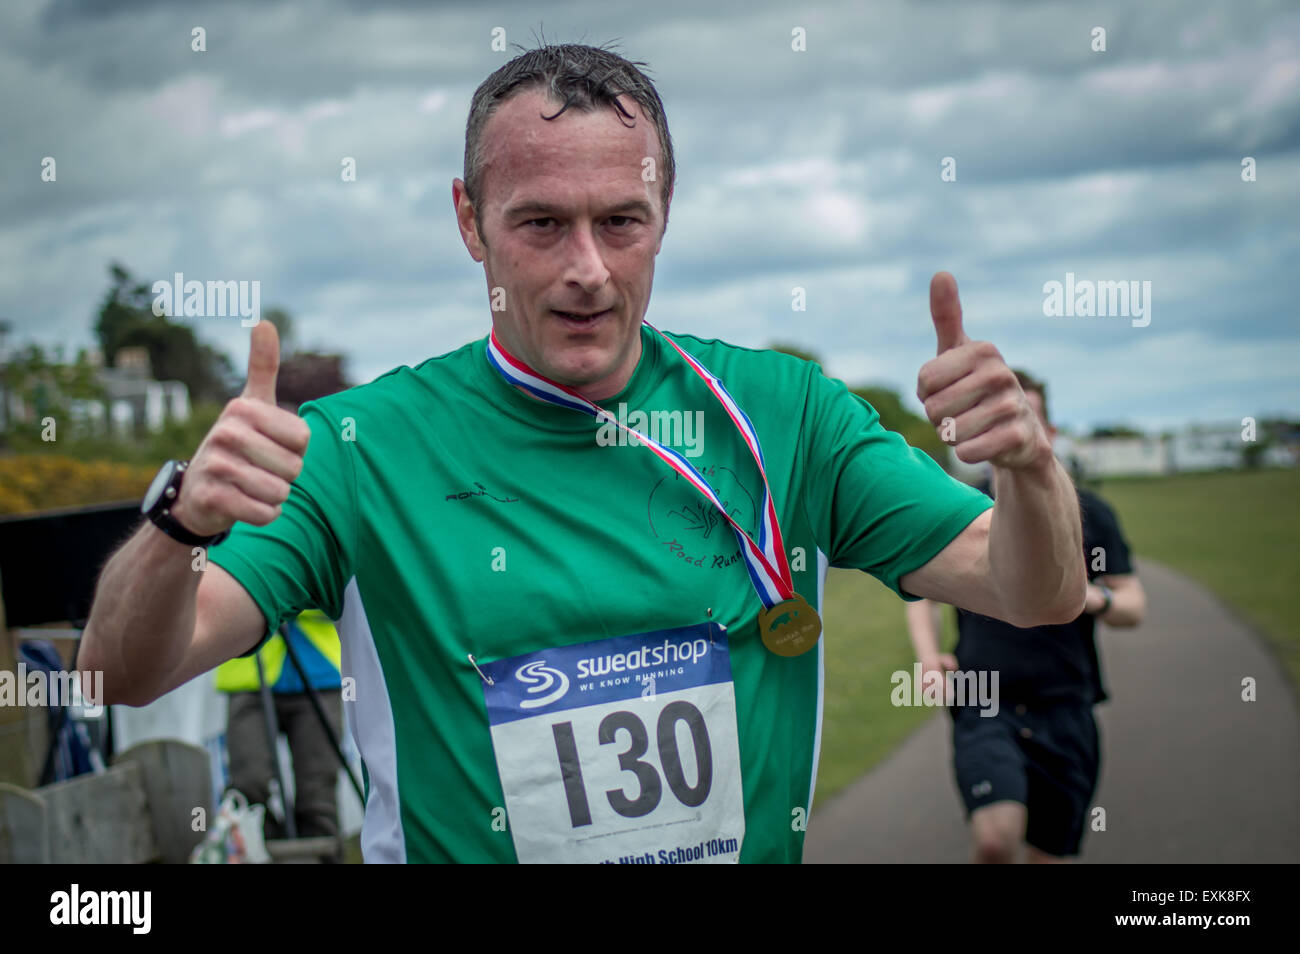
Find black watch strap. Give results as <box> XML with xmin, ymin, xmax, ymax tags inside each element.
<box><xmin>144</xmin><ymin>460</ymin><xmax>231</xmax><ymax>548</ymax></box>
<box><xmin>153</xmin><ymin>509</ymin><xmax>230</xmax><ymax>548</ymax></box>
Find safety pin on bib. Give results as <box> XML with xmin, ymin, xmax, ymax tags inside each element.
<box><xmin>467</xmin><ymin>654</ymin><xmax>494</xmax><ymax>686</ymax></box>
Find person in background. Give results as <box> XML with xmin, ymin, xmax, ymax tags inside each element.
<box><xmin>215</xmin><ymin>608</ymin><xmax>343</xmax><ymax>860</ymax></box>
<box><xmin>906</xmin><ymin>369</ymin><xmax>1146</xmax><ymax>863</ymax></box>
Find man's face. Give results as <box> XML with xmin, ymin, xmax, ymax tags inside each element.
<box><xmin>453</xmin><ymin>88</ymin><xmax>670</xmax><ymax>401</ymax></box>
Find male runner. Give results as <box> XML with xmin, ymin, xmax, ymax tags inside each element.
<box><xmin>79</xmin><ymin>44</ymin><xmax>1086</xmax><ymax>863</ymax></box>
<box><xmin>906</xmin><ymin>371</ymin><xmax>1146</xmax><ymax>863</ymax></box>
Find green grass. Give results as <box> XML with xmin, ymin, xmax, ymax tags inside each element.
<box><xmin>815</xmin><ymin>568</ymin><xmax>956</xmax><ymax>806</ymax></box>
<box><xmin>813</xmin><ymin>467</ymin><xmax>1300</xmax><ymax>807</ymax></box>
<box><xmin>1089</xmin><ymin>468</ymin><xmax>1300</xmax><ymax>691</ymax></box>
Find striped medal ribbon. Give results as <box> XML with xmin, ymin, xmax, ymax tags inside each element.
<box><xmin>486</xmin><ymin>322</ymin><xmax>821</xmax><ymax>657</ymax></box>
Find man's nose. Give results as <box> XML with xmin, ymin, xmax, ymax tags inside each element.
<box><xmin>562</xmin><ymin>221</ymin><xmax>611</xmax><ymax>293</ymax></box>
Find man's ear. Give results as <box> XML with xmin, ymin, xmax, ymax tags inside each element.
<box><xmin>452</xmin><ymin>178</ymin><xmax>486</xmax><ymax>262</ymax></box>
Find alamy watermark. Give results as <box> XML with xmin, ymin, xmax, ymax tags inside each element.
<box><xmin>0</xmin><ymin>665</ymin><xmax>103</xmax><ymax>716</ymax></box>
<box><xmin>152</xmin><ymin>272</ymin><xmax>261</xmax><ymax>326</ymax></box>
<box><xmin>1042</xmin><ymin>272</ymin><xmax>1151</xmax><ymax>328</ymax></box>
<box><xmin>50</xmin><ymin>884</ymin><xmax>150</xmax><ymax>934</ymax></box>
<box><xmin>891</xmin><ymin>663</ymin><xmax>999</xmax><ymax>717</ymax></box>
<box><xmin>595</xmin><ymin>403</ymin><xmax>705</xmax><ymax>458</ymax></box>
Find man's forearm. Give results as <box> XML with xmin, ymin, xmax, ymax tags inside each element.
<box><xmin>78</xmin><ymin>521</ymin><xmax>203</xmax><ymax>706</ymax></box>
<box><xmin>905</xmin><ymin>599</ymin><xmax>943</xmax><ymax>660</ymax></box>
<box><xmin>1100</xmin><ymin>589</ymin><xmax>1143</xmax><ymax>627</ymax></box>
<box><xmin>987</xmin><ymin>457</ymin><xmax>1086</xmax><ymax>627</ymax></box>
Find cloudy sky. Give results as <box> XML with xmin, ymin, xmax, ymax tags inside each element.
<box><xmin>1</xmin><ymin>0</ymin><xmax>1296</xmax><ymax>433</ymax></box>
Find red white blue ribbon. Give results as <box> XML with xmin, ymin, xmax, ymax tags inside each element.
<box><xmin>486</xmin><ymin>323</ymin><xmax>795</xmax><ymax>609</ymax></box>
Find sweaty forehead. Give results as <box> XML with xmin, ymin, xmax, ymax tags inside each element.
<box><xmin>479</xmin><ymin>88</ymin><xmax>659</xmax><ymax>209</ymax></box>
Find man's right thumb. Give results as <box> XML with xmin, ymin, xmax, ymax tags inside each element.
<box><xmin>243</xmin><ymin>321</ymin><xmax>280</xmax><ymax>404</ymax></box>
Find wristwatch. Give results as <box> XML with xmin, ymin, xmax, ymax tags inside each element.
<box><xmin>142</xmin><ymin>459</ymin><xmax>230</xmax><ymax>547</ymax></box>
<box><xmin>1093</xmin><ymin>583</ymin><xmax>1114</xmax><ymax>617</ymax></box>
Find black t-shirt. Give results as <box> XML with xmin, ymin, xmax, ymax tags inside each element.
<box><xmin>952</xmin><ymin>480</ymin><xmax>1134</xmax><ymax>706</ymax></box>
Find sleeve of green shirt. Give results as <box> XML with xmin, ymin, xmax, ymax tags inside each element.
<box><xmin>799</xmin><ymin>368</ymin><xmax>993</xmax><ymax>600</ymax></box>
<box><xmin>206</xmin><ymin>398</ymin><xmax>358</xmax><ymax>646</ymax></box>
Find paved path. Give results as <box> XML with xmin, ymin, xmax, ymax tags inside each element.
<box><xmin>803</xmin><ymin>559</ymin><xmax>1300</xmax><ymax>863</ymax></box>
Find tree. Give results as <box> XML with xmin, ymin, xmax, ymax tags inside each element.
<box><xmin>0</xmin><ymin>343</ymin><xmax>104</xmax><ymax>446</ymax></box>
<box><xmin>276</xmin><ymin>352</ymin><xmax>350</xmax><ymax>410</ymax></box>
<box><xmin>94</xmin><ymin>263</ymin><xmax>235</xmax><ymax>402</ymax></box>
<box><xmin>1090</xmin><ymin>425</ymin><xmax>1145</xmax><ymax>439</ymax></box>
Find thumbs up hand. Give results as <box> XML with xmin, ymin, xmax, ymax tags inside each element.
<box><xmin>169</xmin><ymin>322</ymin><xmax>312</xmax><ymax>538</ymax></box>
<box><xmin>929</xmin><ymin>269</ymin><xmax>970</xmax><ymax>355</ymax></box>
<box><xmin>242</xmin><ymin>320</ymin><xmax>281</xmax><ymax>404</ymax></box>
<box><xmin>916</xmin><ymin>272</ymin><xmax>1052</xmax><ymax>472</ymax></box>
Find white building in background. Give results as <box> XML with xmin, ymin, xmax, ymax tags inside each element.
<box><xmin>3</xmin><ymin>345</ymin><xmax>192</xmax><ymax>439</ymax></box>
<box><xmin>1055</xmin><ymin>434</ymin><xmax>1169</xmax><ymax>477</ymax></box>
<box><xmin>1167</xmin><ymin>427</ymin><xmax>1254</xmax><ymax>472</ymax></box>
<box><xmin>80</xmin><ymin>346</ymin><xmax>191</xmax><ymax>437</ymax></box>
<box><xmin>3</xmin><ymin>345</ymin><xmax>193</xmax><ymax>438</ymax></box>
<box><xmin>949</xmin><ymin>423</ymin><xmax>1296</xmax><ymax>481</ymax></box>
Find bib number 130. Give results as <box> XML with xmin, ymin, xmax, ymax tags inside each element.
<box><xmin>552</xmin><ymin>701</ymin><xmax>712</xmax><ymax>827</ymax></box>
<box><xmin>479</xmin><ymin>622</ymin><xmax>744</xmax><ymax>863</ymax></box>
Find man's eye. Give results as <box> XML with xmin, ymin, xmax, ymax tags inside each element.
<box><xmin>608</xmin><ymin>216</ymin><xmax>636</xmax><ymax>227</ymax></box>
<box><xmin>525</xmin><ymin>218</ymin><xmax>556</xmax><ymax>229</ymax></box>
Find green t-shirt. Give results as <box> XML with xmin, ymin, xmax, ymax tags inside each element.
<box><xmin>208</xmin><ymin>324</ymin><xmax>992</xmax><ymax>863</ymax></box>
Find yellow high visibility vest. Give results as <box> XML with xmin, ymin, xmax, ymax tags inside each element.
<box><xmin>215</xmin><ymin>609</ymin><xmax>341</xmax><ymax>693</ymax></box>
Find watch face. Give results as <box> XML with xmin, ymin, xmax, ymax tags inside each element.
<box><xmin>142</xmin><ymin>460</ymin><xmax>177</xmax><ymax>513</ymax></box>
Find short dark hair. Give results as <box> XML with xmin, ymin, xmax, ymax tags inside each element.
<box><xmin>462</xmin><ymin>42</ymin><xmax>675</xmax><ymax>243</ymax></box>
<box><xmin>1013</xmin><ymin>369</ymin><xmax>1049</xmax><ymax>424</ymax></box>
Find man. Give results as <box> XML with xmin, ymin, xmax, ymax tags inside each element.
<box><xmin>78</xmin><ymin>44</ymin><xmax>1085</xmax><ymax>863</ymax></box>
<box><xmin>905</xmin><ymin>370</ymin><xmax>1146</xmax><ymax>864</ymax></box>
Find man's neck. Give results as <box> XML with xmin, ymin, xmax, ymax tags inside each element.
<box><xmin>585</xmin><ymin>333</ymin><xmax>644</xmax><ymax>402</ymax></box>
<box><xmin>513</xmin><ymin>334</ymin><xmax>644</xmax><ymax>404</ymax></box>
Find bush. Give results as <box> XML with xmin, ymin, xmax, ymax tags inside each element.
<box><xmin>0</xmin><ymin>455</ymin><xmax>157</xmax><ymax>515</ymax></box>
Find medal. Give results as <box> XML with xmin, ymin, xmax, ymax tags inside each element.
<box><xmin>487</xmin><ymin>323</ymin><xmax>822</xmax><ymax>657</ymax></box>
<box><xmin>759</xmin><ymin>594</ymin><xmax>822</xmax><ymax>657</ymax></box>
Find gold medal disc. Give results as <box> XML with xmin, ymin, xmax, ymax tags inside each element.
<box><xmin>758</xmin><ymin>594</ymin><xmax>822</xmax><ymax>657</ymax></box>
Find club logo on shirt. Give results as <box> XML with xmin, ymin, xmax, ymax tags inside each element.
<box><xmin>647</xmin><ymin>466</ymin><xmax>757</xmax><ymax>570</ymax></box>
<box><xmin>515</xmin><ymin>661</ymin><xmax>570</xmax><ymax>709</ymax></box>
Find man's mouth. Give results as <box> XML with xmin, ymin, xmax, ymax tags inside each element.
<box><xmin>553</xmin><ymin>308</ymin><xmax>613</xmax><ymax>326</ymax></box>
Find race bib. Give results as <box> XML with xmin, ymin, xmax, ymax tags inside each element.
<box><xmin>479</xmin><ymin>622</ymin><xmax>745</xmax><ymax>864</ymax></box>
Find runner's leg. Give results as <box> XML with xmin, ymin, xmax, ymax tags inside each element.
<box><xmin>952</xmin><ymin>705</ymin><xmax>1029</xmax><ymax>864</ymax></box>
<box><xmin>971</xmin><ymin>801</ymin><xmax>1026</xmax><ymax>863</ymax></box>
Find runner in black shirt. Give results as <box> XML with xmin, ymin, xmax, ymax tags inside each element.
<box><xmin>905</xmin><ymin>370</ymin><xmax>1146</xmax><ymax>863</ymax></box>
